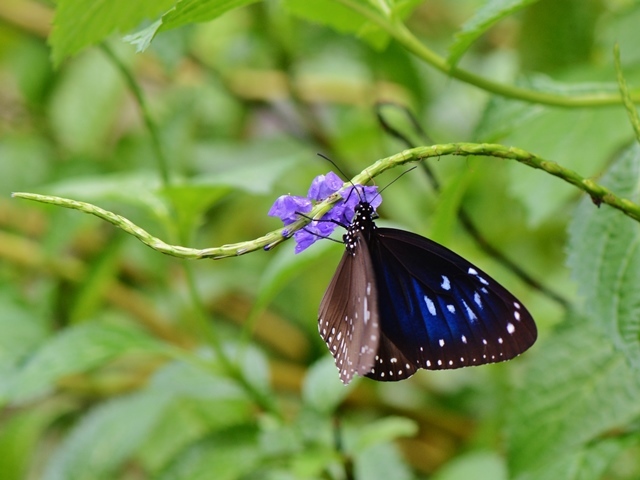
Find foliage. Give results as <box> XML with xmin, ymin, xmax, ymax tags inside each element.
<box><xmin>2</xmin><ymin>0</ymin><xmax>640</xmax><ymax>479</ymax></box>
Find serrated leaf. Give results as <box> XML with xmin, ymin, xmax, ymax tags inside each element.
<box><xmin>507</xmin><ymin>322</ymin><xmax>640</xmax><ymax>477</ymax></box>
<box><xmin>6</xmin><ymin>320</ymin><xmax>172</xmax><ymax>405</ymax></box>
<box><xmin>159</xmin><ymin>0</ymin><xmax>262</xmax><ymax>31</ymax></box>
<box><xmin>448</xmin><ymin>0</ymin><xmax>540</xmax><ymax>67</ymax></box>
<box><xmin>282</xmin><ymin>0</ymin><xmax>392</xmax><ymax>50</ymax></box>
<box><xmin>567</xmin><ymin>144</ymin><xmax>640</xmax><ymax>364</ymax></box>
<box><xmin>125</xmin><ymin>0</ymin><xmax>261</xmax><ymax>52</ymax></box>
<box><xmin>42</xmin><ymin>391</ymin><xmax>174</xmax><ymax>480</ymax></box>
<box><xmin>513</xmin><ymin>437</ymin><xmax>633</xmax><ymax>480</ymax></box>
<box><xmin>50</xmin><ymin>0</ymin><xmax>176</xmax><ymax>65</ymax></box>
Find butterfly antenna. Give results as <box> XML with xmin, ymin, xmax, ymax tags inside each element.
<box><xmin>370</xmin><ymin>166</ymin><xmax>417</xmax><ymax>204</ymax></box>
<box><xmin>316</xmin><ymin>153</ymin><xmax>363</xmax><ymax>203</ymax></box>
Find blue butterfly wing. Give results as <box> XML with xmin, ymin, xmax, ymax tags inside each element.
<box><xmin>365</xmin><ymin>227</ymin><xmax>537</xmax><ymax>381</ymax></box>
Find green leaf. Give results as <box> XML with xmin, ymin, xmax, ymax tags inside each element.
<box><xmin>448</xmin><ymin>0</ymin><xmax>541</xmax><ymax>67</ymax></box>
<box><xmin>46</xmin><ymin>171</ymin><xmax>172</xmax><ymax>227</ymax></box>
<box><xmin>5</xmin><ymin>320</ymin><xmax>172</xmax><ymax>405</ymax></box>
<box><xmin>47</xmin><ymin>49</ymin><xmax>127</xmax><ymax>155</ymax></box>
<box><xmin>157</xmin><ymin>425</ymin><xmax>261</xmax><ymax>480</ymax></box>
<box><xmin>191</xmin><ymin>138</ymin><xmax>310</xmax><ymax>194</ymax></box>
<box><xmin>302</xmin><ymin>356</ymin><xmax>356</xmax><ymax>414</ymax></box>
<box><xmin>42</xmin><ymin>391</ymin><xmax>174</xmax><ymax>480</ymax></box>
<box><xmin>354</xmin><ymin>441</ymin><xmax>413</xmax><ymax>480</ymax></box>
<box><xmin>507</xmin><ymin>322</ymin><xmax>640</xmax><ymax>477</ymax></box>
<box><xmin>350</xmin><ymin>416</ymin><xmax>418</xmax><ymax>453</ymax></box>
<box><xmin>513</xmin><ymin>437</ymin><xmax>633</xmax><ymax>480</ymax></box>
<box><xmin>159</xmin><ymin>0</ymin><xmax>262</xmax><ymax>32</ymax></box>
<box><xmin>68</xmin><ymin>235</ymin><xmax>125</xmax><ymax>324</ymax></box>
<box><xmin>160</xmin><ymin>184</ymin><xmax>231</xmax><ymax>237</ymax></box>
<box><xmin>282</xmin><ymin>0</ymin><xmax>392</xmax><ymax>50</ymax></box>
<box><xmin>0</xmin><ymin>294</ymin><xmax>48</xmax><ymax>367</ymax></box>
<box><xmin>0</xmin><ymin>402</ymin><xmax>72</xmax><ymax>480</ymax></box>
<box><xmin>50</xmin><ymin>0</ymin><xmax>176</xmax><ymax>65</ymax></box>
<box><xmin>139</xmin><ymin>362</ymin><xmax>254</xmax><ymax>473</ymax></box>
<box><xmin>125</xmin><ymin>0</ymin><xmax>262</xmax><ymax>52</ymax></box>
<box><xmin>567</xmin><ymin>144</ymin><xmax>640</xmax><ymax>364</ymax></box>
<box><xmin>431</xmin><ymin>451</ymin><xmax>506</xmax><ymax>480</ymax></box>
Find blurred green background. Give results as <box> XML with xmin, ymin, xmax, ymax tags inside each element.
<box><xmin>2</xmin><ymin>0</ymin><xmax>640</xmax><ymax>479</ymax></box>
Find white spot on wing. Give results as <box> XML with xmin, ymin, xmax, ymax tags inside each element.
<box><xmin>364</xmin><ymin>296</ymin><xmax>370</xmax><ymax>324</ymax></box>
<box><xmin>474</xmin><ymin>292</ymin><xmax>482</xmax><ymax>308</ymax></box>
<box><xmin>439</xmin><ymin>339</ymin><xmax>445</xmax><ymax>347</ymax></box>
<box><xmin>441</xmin><ymin>275</ymin><xmax>451</xmax><ymax>290</ymax></box>
<box><xmin>424</xmin><ymin>295</ymin><xmax>436</xmax><ymax>316</ymax></box>
<box><xmin>447</xmin><ymin>304</ymin><xmax>455</xmax><ymax>313</ymax></box>
<box><xmin>507</xmin><ymin>323</ymin><xmax>515</xmax><ymax>334</ymax></box>
<box><xmin>461</xmin><ymin>300</ymin><xmax>477</xmax><ymax>322</ymax></box>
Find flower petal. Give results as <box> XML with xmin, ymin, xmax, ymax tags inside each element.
<box><xmin>307</xmin><ymin>171</ymin><xmax>344</xmax><ymax>201</ymax></box>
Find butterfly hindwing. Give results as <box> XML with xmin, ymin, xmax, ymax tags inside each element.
<box><xmin>364</xmin><ymin>227</ymin><xmax>537</xmax><ymax>380</ymax></box>
<box><xmin>318</xmin><ymin>232</ymin><xmax>379</xmax><ymax>384</ymax></box>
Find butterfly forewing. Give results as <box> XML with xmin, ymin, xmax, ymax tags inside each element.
<box><xmin>364</xmin><ymin>228</ymin><xmax>536</xmax><ymax>380</ymax></box>
<box><xmin>319</xmin><ymin>232</ymin><xmax>379</xmax><ymax>384</ymax></box>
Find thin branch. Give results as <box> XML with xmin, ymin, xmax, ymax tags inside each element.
<box><xmin>335</xmin><ymin>0</ymin><xmax>639</xmax><ymax>108</ymax></box>
<box><xmin>13</xmin><ymin>143</ymin><xmax>640</xmax><ymax>260</ymax></box>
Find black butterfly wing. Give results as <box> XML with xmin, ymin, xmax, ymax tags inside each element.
<box><xmin>365</xmin><ymin>227</ymin><xmax>537</xmax><ymax>381</ymax></box>
<box><xmin>318</xmin><ymin>232</ymin><xmax>379</xmax><ymax>384</ymax></box>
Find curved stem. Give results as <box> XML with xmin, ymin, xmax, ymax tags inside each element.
<box><xmin>13</xmin><ymin>143</ymin><xmax>640</xmax><ymax>259</ymax></box>
<box><xmin>335</xmin><ymin>0</ymin><xmax>639</xmax><ymax>107</ymax></box>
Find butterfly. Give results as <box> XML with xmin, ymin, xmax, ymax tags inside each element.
<box><xmin>318</xmin><ymin>199</ymin><xmax>537</xmax><ymax>384</ymax></box>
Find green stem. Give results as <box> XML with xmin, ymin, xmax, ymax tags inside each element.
<box><xmin>335</xmin><ymin>0</ymin><xmax>639</xmax><ymax>107</ymax></box>
<box><xmin>613</xmin><ymin>43</ymin><xmax>640</xmax><ymax>143</ymax></box>
<box><xmin>100</xmin><ymin>44</ymin><xmax>171</xmax><ymax>186</ymax></box>
<box><xmin>13</xmin><ymin>143</ymin><xmax>640</xmax><ymax>259</ymax></box>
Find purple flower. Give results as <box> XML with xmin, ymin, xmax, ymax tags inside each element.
<box><xmin>307</xmin><ymin>171</ymin><xmax>343</xmax><ymax>201</ymax></box>
<box><xmin>268</xmin><ymin>195</ymin><xmax>311</xmax><ymax>225</ymax></box>
<box><xmin>269</xmin><ymin>173</ymin><xmax>383</xmax><ymax>254</ymax></box>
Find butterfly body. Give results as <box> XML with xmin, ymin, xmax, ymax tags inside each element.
<box><xmin>319</xmin><ymin>201</ymin><xmax>537</xmax><ymax>384</ymax></box>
